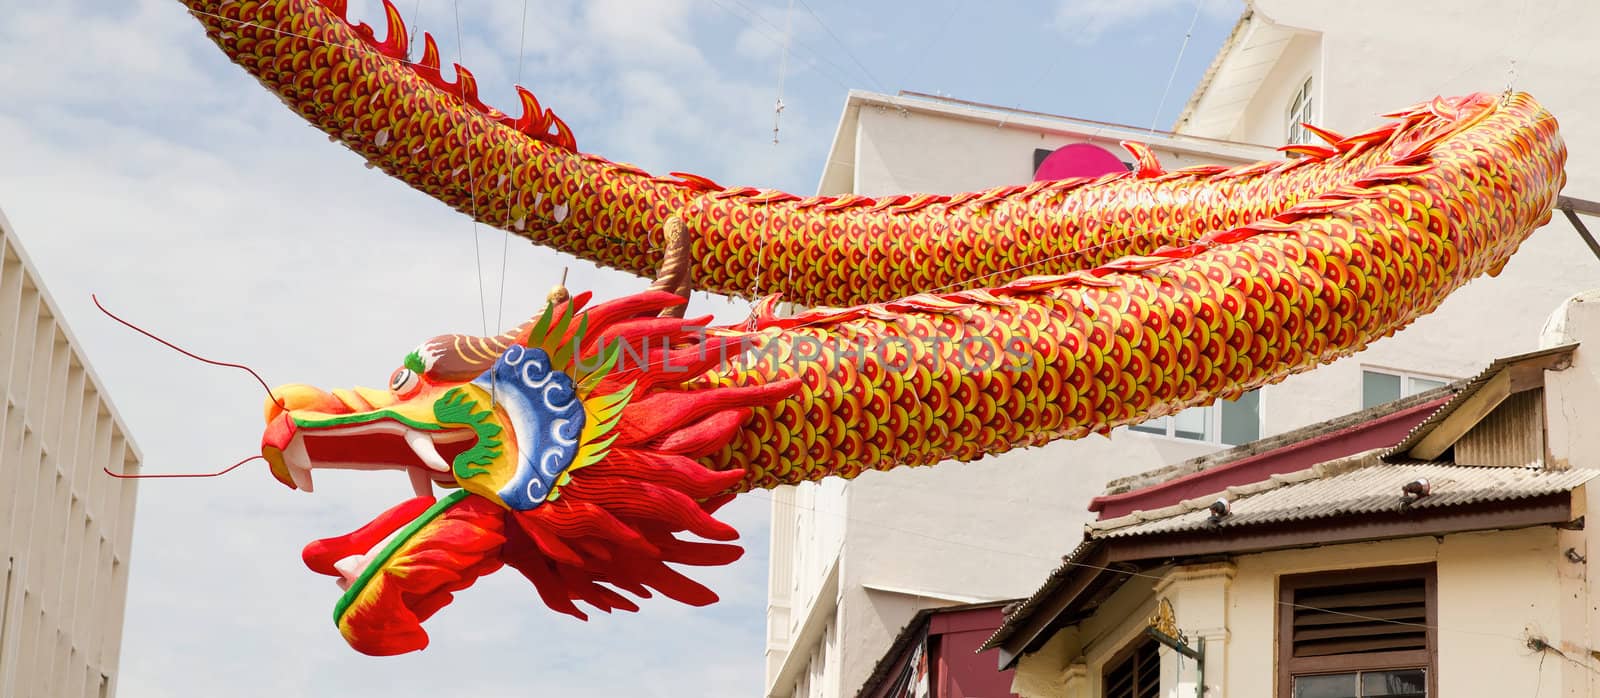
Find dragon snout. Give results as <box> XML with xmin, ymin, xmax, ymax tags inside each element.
<box><xmin>263</xmin><ymin>383</ymin><xmax>397</xmax><ymax>423</ymax></box>
<box><xmin>261</xmin><ymin>384</ymin><xmax>405</xmax><ymax>491</ymax></box>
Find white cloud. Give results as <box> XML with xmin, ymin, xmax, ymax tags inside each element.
<box><xmin>0</xmin><ymin>0</ymin><xmax>824</xmax><ymax>696</ymax></box>
<box><xmin>1054</xmin><ymin>0</ymin><xmax>1238</xmax><ymax>42</ymax></box>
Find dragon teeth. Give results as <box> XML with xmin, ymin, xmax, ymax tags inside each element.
<box><xmin>404</xmin><ymin>429</ymin><xmax>452</xmax><ymax>473</ymax></box>
<box><xmin>284</xmin><ymin>437</ymin><xmax>315</xmax><ymax>492</ymax></box>
<box><xmin>409</xmin><ymin>468</ymin><xmax>435</xmax><ymax>497</ymax></box>
<box><xmin>334</xmin><ymin>555</ymin><xmax>365</xmax><ymax>581</ymax></box>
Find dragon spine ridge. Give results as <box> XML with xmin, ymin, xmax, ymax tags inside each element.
<box><xmin>175</xmin><ymin>0</ymin><xmax>1568</xmax><ymax>656</ymax></box>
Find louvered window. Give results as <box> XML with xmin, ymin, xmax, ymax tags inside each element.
<box><xmin>1278</xmin><ymin>565</ymin><xmax>1435</xmax><ymax>698</ymax></box>
<box><xmin>1102</xmin><ymin>637</ymin><xmax>1159</xmax><ymax>698</ymax></box>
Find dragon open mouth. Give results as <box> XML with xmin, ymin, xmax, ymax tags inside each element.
<box><xmin>249</xmin><ymin>291</ymin><xmax>797</xmax><ymax>655</ymax></box>
<box><xmin>261</xmin><ymin>412</ymin><xmax>477</xmax><ymax>495</ymax></box>
<box><xmin>258</xmin><ymin>395</ymin><xmax>514</xmax><ymax>654</ymax></box>
<box><xmin>262</xmin><ymin>412</ymin><xmax>515</xmax><ymax>654</ymax></box>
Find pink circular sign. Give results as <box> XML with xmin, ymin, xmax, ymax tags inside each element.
<box><xmin>1033</xmin><ymin>143</ymin><xmax>1127</xmax><ymax>182</ymax></box>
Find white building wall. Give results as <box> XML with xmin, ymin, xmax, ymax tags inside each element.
<box><xmin>0</xmin><ymin>210</ymin><xmax>140</xmax><ymax>698</ymax></box>
<box><xmin>1180</xmin><ymin>0</ymin><xmax>1600</xmax><ymax>436</ymax></box>
<box><xmin>772</xmin><ymin>4</ymin><xmax>1600</xmax><ymax>691</ymax></box>
<box><xmin>766</xmin><ymin>96</ymin><xmax>1279</xmax><ymax>698</ymax></box>
<box><xmin>1227</xmin><ymin>32</ymin><xmax>1320</xmax><ymax>147</ymax></box>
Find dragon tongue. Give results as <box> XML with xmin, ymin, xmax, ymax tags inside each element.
<box><xmin>404</xmin><ymin>430</ymin><xmax>452</xmax><ymax>473</ymax></box>
<box><xmin>302</xmin><ymin>495</ymin><xmax>438</xmax><ymax>577</ymax></box>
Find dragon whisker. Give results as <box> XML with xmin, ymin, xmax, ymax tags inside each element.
<box><xmin>102</xmin><ymin>455</ymin><xmax>264</xmax><ymax>480</ymax></box>
<box><xmin>91</xmin><ymin>293</ymin><xmax>287</xmax><ymax>411</ymax></box>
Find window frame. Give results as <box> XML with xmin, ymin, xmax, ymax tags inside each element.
<box><xmin>1127</xmin><ymin>389</ymin><xmax>1264</xmax><ymax>446</ymax></box>
<box><xmin>1101</xmin><ymin>634</ymin><xmax>1161</xmax><ymax>698</ymax></box>
<box><xmin>1286</xmin><ymin>76</ymin><xmax>1316</xmax><ymax>147</ymax></box>
<box><xmin>1361</xmin><ymin>367</ymin><xmax>1455</xmax><ymax>409</ymax></box>
<box><xmin>1277</xmin><ymin>564</ymin><xmax>1438</xmax><ymax>698</ymax></box>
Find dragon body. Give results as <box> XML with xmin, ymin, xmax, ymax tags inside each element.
<box><xmin>173</xmin><ymin>0</ymin><xmax>1567</xmax><ymax>655</ymax></box>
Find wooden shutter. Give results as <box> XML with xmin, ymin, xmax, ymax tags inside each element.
<box><xmin>1290</xmin><ymin>576</ymin><xmax>1427</xmax><ymax>657</ymax></box>
<box><xmin>1103</xmin><ymin>638</ymin><xmax>1159</xmax><ymax>698</ymax></box>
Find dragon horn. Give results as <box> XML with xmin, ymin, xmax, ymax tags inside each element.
<box><xmin>426</xmin><ymin>218</ymin><xmax>692</xmax><ymax>380</ymax></box>
<box><xmin>420</xmin><ymin>316</ymin><xmax>546</xmax><ymax>383</ymax></box>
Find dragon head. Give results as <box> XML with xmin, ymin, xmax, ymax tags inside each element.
<box><xmin>259</xmin><ymin>289</ymin><xmax>796</xmax><ymax>655</ymax></box>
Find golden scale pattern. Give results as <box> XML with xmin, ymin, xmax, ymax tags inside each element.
<box><xmin>178</xmin><ymin>0</ymin><xmax>1478</xmax><ymax>307</ymax></box>
<box><xmin>700</xmin><ymin>95</ymin><xmax>1565</xmax><ymax>490</ymax></box>
<box><xmin>182</xmin><ymin>1</ymin><xmax>1566</xmax><ymax>491</ymax></box>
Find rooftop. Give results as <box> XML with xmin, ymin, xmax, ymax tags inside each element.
<box><xmin>817</xmin><ymin>89</ymin><xmax>1281</xmax><ymax>196</ymax></box>
<box><xmin>982</xmin><ymin>342</ymin><xmax>1589</xmax><ymax>666</ymax></box>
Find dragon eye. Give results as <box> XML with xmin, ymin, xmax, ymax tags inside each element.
<box><xmin>389</xmin><ymin>367</ymin><xmax>421</xmax><ymax>397</ymax></box>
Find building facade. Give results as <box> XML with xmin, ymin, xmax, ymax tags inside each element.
<box><xmin>765</xmin><ymin>91</ymin><xmax>1281</xmax><ymax>698</ymax></box>
<box><xmin>1173</xmin><ymin>0</ymin><xmax>1600</xmax><ymax>434</ymax></box>
<box><xmin>0</xmin><ymin>209</ymin><xmax>141</xmax><ymax>698</ymax></box>
<box><xmin>990</xmin><ymin>288</ymin><xmax>1600</xmax><ymax>697</ymax></box>
<box><xmin>768</xmin><ymin>2</ymin><xmax>1600</xmax><ymax>695</ymax></box>
<box><xmin>857</xmin><ymin>602</ymin><xmax>1017</xmax><ymax>698</ymax></box>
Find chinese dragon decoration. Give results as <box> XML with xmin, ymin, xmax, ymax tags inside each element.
<box><xmin>172</xmin><ymin>0</ymin><xmax>1566</xmax><ymax>655</ymax></box>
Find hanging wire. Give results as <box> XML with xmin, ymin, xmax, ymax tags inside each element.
<box><xmin>164</xmin><ymin>9</ymin><xmax>1588</xmax><ymax>653</ymax></box>
<box><xmin>496</xmin><ymin>0</ymin><xmax>533</xmax><ymax>336</ymax></box>
<box><xmin>772</xmin><ymin>0</ymin><xmax>796</xmax><ymax>144</ymax></box>
<box><xmin>490</xmin><ymin>0</ymin><xmax>535</xmax><ymax>406</ymax></box>
<box><xmin>792</xmin><ymin>0</ymin><xmax>889</xmax><ymax>92</ymax></box>
<box><xmin>702</xmin><ymin>0</ymin><xmax>855</xmax><ymax>91</ymax></box>
<box><xmin>1150</xmin><ymin>0</ymin><xmax>1206</xmax><ymax>134</ymax></box>
<box><xmin>451</xmin><ymin>0</ymin><xmax>492</xmax><ymax>343</ymax></box>
<box><xmin>900</xmin><ymin>0</ymin><xmax>962</xmax><ymax>89</ymax></box>
<box><xmin>994</xmin><ymin>37</ymin><xmax>1075</xmax><ymax>130</ymax></box>
<box><xmin>407</xmin><ymin>0</ymin><xmax>426</xmax><ymax>58</ymax></box>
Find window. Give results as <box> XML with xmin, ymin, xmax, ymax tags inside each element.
<box><xmin>1129</xmin><ymin>389</ymin><xmax>1261</xmax><ymax>446</ymax></box>
<box><xmin>1287</xmin><ymin>76</ymin><xmax>1316</xmax><ymax>146</ymax></box>
<box><xmin>1278</xmin><ymin>565</ymin><xmax>1436</xmax><ymax>698</ymax></box>
<box><xmin>1103</xmin><ymin>637</ymin><xmax>1160</xmax><ymax>698</ymax></box>
<box><xmin>1361</xmin><ymin>369</ymin><xmax>1451</xmax><ymax>409</ymax></box>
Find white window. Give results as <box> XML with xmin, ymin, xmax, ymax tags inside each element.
<box><xmin>1286</xmin><ymin>76</ymin><xmax>1315</xmax><ymax>146</ymax></box>
<box><xmin>1361</xmin><ymin>368</ymin><xmax>1451</xmax><ymax>409</ymax></box>
<box><xmin>1129</xmin><ymin>389</ymin><xmax>1261</xmax><ymax>446</ymax></box>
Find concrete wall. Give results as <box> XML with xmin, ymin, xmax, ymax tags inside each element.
<box><xmin>0</xmin><ymin>212</ymin><xmax>140</xmax><ymax>698</ymax></box>
<box><xmin>1542</xmin><ymin>288</ymin><xmax>1600</xmax><ymax>469</ymax></box>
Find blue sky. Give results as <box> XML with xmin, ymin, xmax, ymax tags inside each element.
<box><xmin>0</xmin><ymin>0</ymin><xmax>1240</xmax><ymax>695</ymax></box>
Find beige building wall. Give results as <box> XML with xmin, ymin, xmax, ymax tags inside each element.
<box><xmin>0</xmin><ymin>209</ymin><xmax>140</xmax><ymax>698</ymax></box>
<box><xmin>766</xmin><ymin>92</ymin><xmax>1281</xmax><ymax>698</ymax></box>
<box><xmin>1015</xmin><ymin>524</ymin><xmax>1600</xmax><ymax>697</ymax></box>
<box><xmin>1012</xmin><ymin>284</ymin><xmax>1600</xmax><ymax>696</ymax></box>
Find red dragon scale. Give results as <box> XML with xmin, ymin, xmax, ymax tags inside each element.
<box><xmin>171</xmin><ymin>0</ymin><xmax>1539</xmax><ymax>308</ymax></box>
<box><xmin>172</xmin><ymin>0</ymin><xmax>1565</xmax><ymax>659</ymax></box>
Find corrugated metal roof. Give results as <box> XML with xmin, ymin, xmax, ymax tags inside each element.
<box><xmin>1381</xmin><ymin>343</ymin><xmax>1577</xmax><ymax>460</ymax></box>
<box><xmin>984</xmin><ymin>459</ymin><xmax>1597</xmax><ymax>653</ymax></box>
<box><xmin>979</xmin><ymin>538</ymin><xmax>1099</xmax><ymax>653</ymax></box>
<box><xmin>1090</xmin><ymin>460</ymin><xmax>1597</xmax><ymax>539</ymax></box>
<box><xmin>986</xmin><ymin>342</ymin><xmax>1585</xmax><ymax>657</ymax></box>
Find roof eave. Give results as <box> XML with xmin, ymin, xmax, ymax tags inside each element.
<box><xmin>1173</xmin><ymin>8</ymin><xmax>1255</xmax><ymax>131</ymax></box>
<box><xmin>984</xmin><ymin>489</ymin><xmax>1582</xmax><ymax>666</ymax></box>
